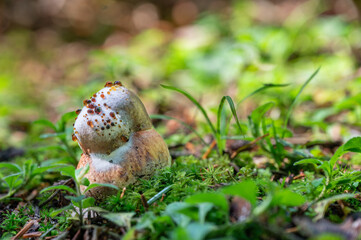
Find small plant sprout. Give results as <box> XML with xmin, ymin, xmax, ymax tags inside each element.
<box><xmin>41</xmin><ymin>164</ymin><xmax>118</xmax><ymax>226</ymax></box>
<box><xmin>73</xmin><ymin>81</ymin><xmax>171</xmax><ymax>199</ymax></box>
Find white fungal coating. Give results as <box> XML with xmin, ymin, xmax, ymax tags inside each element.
<box><xmin>89</xmin><ymin>133</ymin><xmax>133</xmax><ymax>172</ymax></box>
<box><xmin>73</xmin><ymin>84</ymin><xmax>152</xmax><ymax>154</ymax></box>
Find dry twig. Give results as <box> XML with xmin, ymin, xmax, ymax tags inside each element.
<box><xmin>12</xmin><ymin>220</ymin><xmax>37</xmax><ymax>240</ymax></box>
<box><xmin>202</xmin><ymin>140</ymin><xmax>216</xmax><ymax>159</ymax></box>
<box><xmin>231</xmin><ymin>133</ymin><xmax>269</xmax><ymax>159</ymax></box>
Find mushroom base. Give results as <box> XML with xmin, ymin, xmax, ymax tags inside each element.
<box><xmin>77</xmin><ymin>128</ymin><xmax>171</xmax><ymax>199</ymax></box>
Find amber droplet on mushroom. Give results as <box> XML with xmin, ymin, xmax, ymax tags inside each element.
<box><xmin>73</xmin><ymin>81</ymin><xmax>171</xmax><ymax>199</ymax></box>
<box><xmin>104</xmin><ymin>81</ymin><xmax>113</xmax><ymax>87</ymax></box>
<box><xmin>83</xmin><ymin>99</ymin><xmax>91</xmax><ymax>106</ymax></box>
<box><xmin>72</xmin><ymin>134</ymin><xmax>77</xmax><ymax>142</ymax></box>
<box><xmin>114</xmin><ymin>81</ymin><xmax>123</xmax><ymax>86</ymax></box>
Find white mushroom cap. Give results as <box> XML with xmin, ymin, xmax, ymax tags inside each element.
<box><xmin>73</xmin><ymin>82</ymin><xmax>152</xmax><ymax>154</ymax></box>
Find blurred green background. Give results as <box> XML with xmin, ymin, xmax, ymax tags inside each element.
<box><xmin>0</xmin><ymin>0</ymin><xmax>361</xmax><ymax>149</ymax></box>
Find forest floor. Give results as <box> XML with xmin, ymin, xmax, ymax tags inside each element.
<box><xmin>1</xmin><ymin>2</ymin><xmax>361</xmax><ymax>239</ymax></box>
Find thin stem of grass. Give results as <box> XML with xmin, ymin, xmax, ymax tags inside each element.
<box><xmin>282</xmin><ymin>68</ymin><xmax>320</xmax><ymax>138</ymax></box>
<box><xmin>75</xmin><ymin>182</ymin><xmax>83</xmax><ymax>226</ymax></box>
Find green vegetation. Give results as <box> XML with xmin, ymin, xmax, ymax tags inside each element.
<box><xmin>1</xmin><ymin>1</ymin><xmax>361</xmax><ymax>239</ymax></box>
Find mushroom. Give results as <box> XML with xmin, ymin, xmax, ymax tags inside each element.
<box><xmin>73</xmin><ymin>81</ymin><xmax>171</xmax><ymax>199</ymax></box>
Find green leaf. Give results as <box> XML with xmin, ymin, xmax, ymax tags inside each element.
<box><xmin>294</xmin><ymin>158</ymin><xmax>323</xmax><ymax>166</ymax></box>
<box><xmin>40</xmin><ymin>185</ymin><xmax>77</xmax><ymax>195</ymax></box>
<box><xmin>185</xmin><ymin>222</ymin><xmax>216</xmax><ymax>240</ymax></box>
<box><xmin>33</xmin><ymin>119</ymin><xmax>57</xmax><ymax>131</ymax></box>
<box><xmin>310</xmin><ymin>233</ymin><xmax>344</xmax><ymax>240</ymax></box>
<box><xmin>56</xmin><ymin>165</ymin><xmax>76</xmax><ymax>179</ymax></box>
<box><xmin>221</xmin><ymin>180</ymin><xmax>258</xmax><ymax>206</ymax></box>
<box><xmin>319</xmin><ymin>161</ymin><xmax>331</xmax><ymax>176</ymax></box>
<box><xmin>249</xmin><ymin>102</ymin><xmax>274</xmax><ymax>137</ymax></box>
<box><xmin>198</xmin><ymin>203</ymin><xmax>213</xmax><ymax>224</ymax></box>
<box><xmin>0</xmin><ymin>163</ymin><xmax>22</xmax><ymax>173</ymax></box>
<box><xmin>40</xmin><ymin>132</ymin><xmax>66</xmax><ymax>139</ymax></box>
<box><xmin>82</xmin><ymin>197</ymin><xmax>95</xmax><ymax>208</ymax></box>
<box><xmin>253</xmin><ymin>195</ymin><xmax>273</xmax><ymax>216</ymax></box>
<box><xmin>165</xmin><ymin>202</ymin><xmax>192</xmax><ymax>226</ymax></box>
<box><xmin>3</xmin><ymin>173</ymin><xmax>22</xmax><ymax>190</ymax></box>
<box><xmin>66</xmin><ymin>195</ymin><xmax>86</xmax><ymax>203</ymax></box>
<box><xmin>282</xmin><ymin>68</ymin><xmax>320</xmax><ymax>138</ymax></box>
<box><xmin>84</xmin><ymin>183</ymin><xmax>119</xmax><ymax>193</ymax></box>
<box><xmin>185</xmin><ymin>192</ymin><xmax>228</xmax><ymax>211</ymax></box>
<box><xmin>57</xmin><ymin>111</ymin><xmax>77</xmax><ymax>132</ymax></box>
<box><xmin>50</xmin><ymin>205</ymin><xmax>73</xmax><ymax>217</ymax></box>
<box><xmin>329</xmin><ymin>146</ymin><xmax>345</xmax><ymax>171</ymax></box>
<box><xmin>251</xmin><ymin>102</ymin><xmax>275</xmax><ymax>126</ymax></box>
<box><xmin>272</xmin><ymin>189</ymin><xmax>306</xmax><ymax>207</ymax></box>
<box><xmin>34</xmin><ymin>145</ymin><xmax>67</xmax><ymax>152</ymax></box>
<box><xmin>135</xmin><ymin>212</ymin><xmax>157</xmax><ymax>231</ymax></box>
<box><xmin>343</xmin><ymin>137</ymin><xmax>361</xmax><ymax>153</ymax></box>
<box><xmin>102</xmin><ymin>212</ymin><xmax>135</xmax><ymax>228</ymax></box>
<box><xmin>171</xmin><ymin>227</ymin><xmax>192</xmax><ymax>240</ymax></box>
<box><xmin>32</xmin><ymin>165</ymin><xmax>58</xmax><ymax>175</ymax></box>
<box><xmin>75</xmin><ymin>163</ymin><xmax>90</xmax><ymax>182</ymax></box>
<box><xmin>80</xmin><ymin>177</ymin><xmax>90</xmax><ymax>186</ymax></box>
<box><xmin>161</xmin><ymin>85</ymin><xmax>216</xmax><ymax>135</ymax></box>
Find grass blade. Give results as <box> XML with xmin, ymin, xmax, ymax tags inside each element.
<box><xmin>217</xmin><ymin>96</ymin><xmax>242</xmax><ymax>141</ymax></box>
<box><xmin>216</xmin><ymin>96</ymin><xmax>243</xmax><ymax>153</ymax></box>
<box><xmin>161</xmin><ymin>85</ymin><xmax>217</xmax><ymax>135</ymax></box>
<box><xmin>282</xmin><ymin>68</ymin><xmax>320</xmax><ymax>138</ymax></box>
<box><xmin>147</xmin><ymin>185</ymin><xmax>173</xmax><ymax>205</ymax></box>
<box><xmin>217</xmin><ymin>96</ymin><xmax>243</xmax><ymax>137</ymax></box>
<box><xmin>237</xmin><ymin>83</ymin><xmax>290</xmax><ymax>106</ymax></box>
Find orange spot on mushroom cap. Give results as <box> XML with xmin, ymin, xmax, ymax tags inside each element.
<box><xmin>87</xmin><ymin>120</ymin><xmax>94</xmax><ymax>128</ymax></box>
